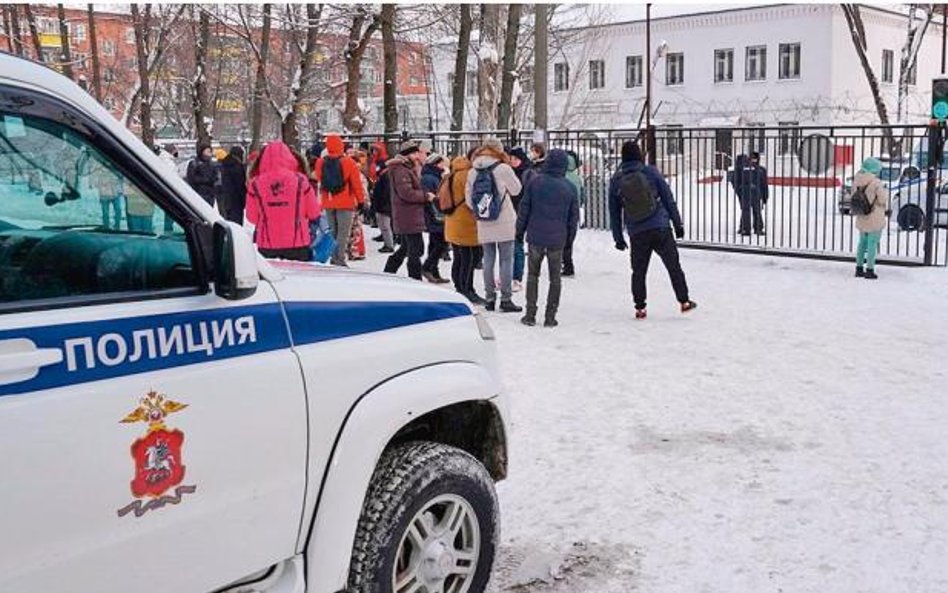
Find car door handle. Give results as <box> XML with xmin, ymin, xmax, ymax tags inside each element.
<box><xmin>0</xmin><ymin>339</ymin><xmax>64</xmax><ymax>386</ymax></box>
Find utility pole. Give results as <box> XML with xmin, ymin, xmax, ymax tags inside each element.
<box><xmin>534</xmin><ymin>3</ymin><xmax>548</xmax><ymax>143</ymax></box>
<box><xmin>942</xmin><ymin>5</ymin><xmax>946</xmax><ymax>74</ymax></box>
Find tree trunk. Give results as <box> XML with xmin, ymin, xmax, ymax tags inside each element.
<box><xmin>897</xmin><ymin>4</ymin><xmax>934</xmax><ymax>123</ymax></box>
<box><xmin>192</xmin><ymin>6</ymin><xmax>212</xmax><ymax>147</ymax></box>
<box><xmin>534</xmin><ymin>3</ymin><xmax>549</xmax><ymax>132</ymax></box>
<box><xmin>130</xmin><ymin>5</ymin><xmax>155</xmax><ymax>148</ymax></box>
<box><xmin>87</xmin><ymin>4</ymin><xmax>102</xmax><ymax>101</ymax></box>
<box><xmin>2</xmin><ymin>6</ymin><xmax>12</xmax><ymax>53</ymax></box>
<box><xmin>282</xmin><ymin>3</ymin><xmax>322</xmax><ymax>150</ymax></box>
<box><xmin>57</xmin><ymin>4</ymin><xmax>74</xmax><ymax>80</ymax></box>
<box><xmin>498</xmin><ymin>4</ymin><xmax>521</xmax><ymax>130</ymax></box>
<box><xmin>9</xmin><ymin>5</ymin><xmax>24</xmax><ymax>56</ymax></box>
<box><xmin>382</xmin><ymin>4</ymin><xmax>398</xmax><ymax>138</ymax></box>
<box><xmin>477</xmin><ymin>3</ymin><xmax>500</xmax><ymax>129</ymax></box>
<box><xmin>841</xmin><ymin>4</ymin><xmax>895</xmax><ymax>152</ymax></box>
<box><xmin>250</xmin><ymin>4</ymin><xmax>272</xmax><ymax>154</ymax></box>
<box><xmin>342</xmin><ymin>9</ymin><xmax>381</xmax><ymax>133</ymax></box>
<box><xmin>450</xmin><ymin>4</ymin><xmax>473</xmax><ymax>131</ymax></box>
<box><xmin>23</xmin><ymin>4</ymin><xmax>43</xmax><ymax>62</ymax></box>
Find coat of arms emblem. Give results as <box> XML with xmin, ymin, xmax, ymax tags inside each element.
<box><xmin>117</xmin><ymin>391</ymin><xmax>196</xmax><ymax>518</ymax></box>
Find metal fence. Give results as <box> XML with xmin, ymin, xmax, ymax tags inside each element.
<box><xmin>316</xmin><ymin>124</ymin><xmax>948</xmax><ymax>266</ymax></box>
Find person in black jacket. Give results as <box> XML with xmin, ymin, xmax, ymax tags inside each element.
<box><xmin>186</xmin><ymin>144</ymin><xmax>218</xmax><ymax>207</ymax></box>
<box><xmin>507</xmin><ymin>146</ymin><xmax>531</xmax><ymax>290</ymax></box>
<box><xmin>515</xmin><ymin>148</ymin><xmax>579</xmax><ymax>328</ymax></box>
<box><xmin>372</xmin><ymin>165</ymin><xmax>395</xmax><ymax>253</ymax></box>
<box><xmin>218</xmin><ymin>146</ymin><xmax>246</xmax><ymax>224</ymax></box>
<box><xmin>730</xmin><ymin>152</ymin><xmax>769</xmax><ymax>236</ymax></box>
<box><xmin>420</xmin><ymin>153</ymin><xmax>449</xmax><ymax>283</ymax></box>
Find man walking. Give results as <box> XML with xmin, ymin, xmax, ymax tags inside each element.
<box><xmin>516</xmin><ymin>149</ymin><xmax>579</xmax><ymax>328</ymax></box>
<box><xmin>609</xmin><ymin>141</ymin><xmax>697</xmax><ymax>319</ymax></box>
<box><xmin>315</xmin><ymin>134</ymin><xmax>365</xmax><ymax>266</ymax></box>
<box><xmin>384</xmin><ymin>140</ymin><xmax>430</xmax><ymax>280</ymax></box>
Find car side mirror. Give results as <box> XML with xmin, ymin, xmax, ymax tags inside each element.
<box><xmin>213</xmin><ymin>220</ymin><xmax>258</xmax><ymax>300</ymax></box>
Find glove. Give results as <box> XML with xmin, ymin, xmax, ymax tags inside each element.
<box><xmin>674</xmin><ymin>225</ymin><xmax>685</xmax><ymax>239</ymax></box>
<box><xmin>614</xmin><ymin>239</ymin><xmax>628</xmax><ymax>251</ymax></box>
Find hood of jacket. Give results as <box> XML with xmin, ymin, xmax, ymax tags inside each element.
<box><xmin>421</xmin><ymin>162</ymin><xmax>444</xmax><ymax>180</ymax></box>
<box><xmin>854</xmin><ymin>171</ymin><xmax>879</xmax><ymax>188</ymax></box>
<box><xmin>472</xmin><ymin>154</ymin><xmax>502</xmax><ymax>170</ymax></box>
<box><xmin>565</xmin><ymin>152</ymin><xmax>579</xmax><ymax>172</ymax></box>
<box><xmin>450</xmin><ymin>156</ymin><xmax>472</xmax><ymax>174</ymax></box>
<box><xmin>372</xmin><ymin>142</ymin><xmax>389</xmax><ymax>162</ymax></box>
<box><xmin>258</xmin><ymin>141</ymin><xmax>299</xmax><ymax>175</ymax></box>
<box><xmin>545</xmin><ymin>149</ymin><xmax>569</xmax><ymax>178</ymax></box>
<box><xmin>618</xmin><ymin>159</ymin><xmax>644</xmax><ymax>175</ymax></box>
<box><xmin>325</xmin><ymin>135</ymin><xmax>345</xmax><ymax>158</ymax></box>
<box><xmin>734</xmin><ymin>154</ymin><xmax>749</xmax><ymax>170</ymax></box>
<box><xmin>385</xmin><ymin>154</ymin><xmax>413</xmax><ymax>170</ymax></box>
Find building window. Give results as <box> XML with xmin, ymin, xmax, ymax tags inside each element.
<box><xmin>466</xmin><ymin>70</ymin><xmax>477</xmax><ymax>97</ymax></box>
<box><xmin>72</xmin><ymin>23</ymin><xmax>86</xmax><ymax>42</ymax></box>
<box><xmin>447</xmin><ymin>73</ymin><xmax>455</xmax><ymax>98</ymax></box>
<box><xmin>778</xmin><ymin>43</ymin><xmax>801</xmax><ymax>79</ymax></box>
<box><xmin>665</xmin><ymin>125</ymin><xmax>684</xmax><ymax>155</ymax></box>
<box><xmin>714</xmin><ymin>49</ymin><xmax>734</xmax><ymax>83</ymax></box>
<box><xmin>778</xmin><ymin>122</ymin><xmax>800</xmax><ymax>155</ymax></box>
<box><xmin>666</xmin><ymin>53</ymin><xmax>684</xmax><ymax>86</ymax></box>
<box><xmin>554</xmin><ymin>62</ymin><xmax>569</xmax><ymax>92</ymax></box>
<box><xmin>906</xmin><ymin>60</ymin><xmax>917</xmax><ymax>85</ymax></box>
<box><xmin>409</xmin><ymin>75</ymin><xmax>420</xmax><ymax>87</ymax></box>
<box><xmin>625</xmin><ymin>55</ymin><xmax>643</xmax><ymax>88</ymax></box>
<box><xmin>745</xmin><ymin>125</ymin><xmax>766</xmax><ymax>153</ymax></box>
<box><xmin>103</xmin><ymin>96</ymin><xmax>116</xmax><ymax>110</ymax></box>
<box><xmin>745</xmin><ymin>45</ymin><xmax>767</xmax><ymax>81</ymax></box>
<box><xmin>103</xmin><ymin>69</ymin><xmax>115</xmax><ymax>83</ymax></box>
<box><xmin>102</xmin><ymin>40</ymin><xmax>115</xmax><ymax>57</ymax></box>
<box><xmin>881</xmin><ymin>49</ymin><xmax>894</xmax><ymax>84</ymax></box>
<box><xmin>589</xmin><ymin>59</ymin><xmax>605</xmax><ymax>90</ymax></box>
<box><xmin>125</xmin><ymin>28</ymin><xmax>136</xmax><ymax>45</ymax></box>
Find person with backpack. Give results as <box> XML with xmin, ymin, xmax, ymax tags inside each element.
<box><xmin>730</xmin><ymin>151</ymin><xmax>769</xmax><ymax>236</ymax></box>
<box><xmin>314</xmin><ymin>134</ymin><xmax>365</xmax><ymax>267</ymax></box>
<box><xmin>245</xmin><ymin>141</ymin><xmax>322</xmax><ymax>261</ymax></box>
<box><xmin>516</xmin><ymin>149</ymin><xmax>580</xmax><ymax>328</ymax></box>
<box><xmin>465</xmin><ymin>137</ymin><xmax>523</xmax><ymax>312</ymax></box>
<box><xmin>186</xmin><ymin>144</ymin><xmax>218</xmax><ymax>207</ymax></box>
<box><xmin>609</xmin><ymin>141</ymin><xmax>697</xmax><ymax>319</ymax></box>
<box><xmin>562</xmin><ymin>149</ymin><xmax>585</xmax><ymax>277</ymax></box>
<box><xmin>441</xmin><ymin>153</ymin><xmax>485</xmax><ymax>304</ymax></box>
<box><xmin>383</xmin><ymin>140</ymin><xmax>430</xmax><ymax>280</ymax></box>
<box><xmin>852</xmin><ymin>157</ymin><xmax>890</xmax><ymax>280</ymax></box>
<box><xmin>421</xmin><ymin>153</ymin><xmax>450</xmax><ymax>283</ymax></box>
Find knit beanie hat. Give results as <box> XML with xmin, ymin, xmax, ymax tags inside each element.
<box><xmin>621</xmin><ymin>140</ymin><xmax>643</xmax><ymax>163</ymax></box>
<box><xmin>861</xmin><ymin>157</ymin><xmax>883</xmax><ymax>176</ymax></box>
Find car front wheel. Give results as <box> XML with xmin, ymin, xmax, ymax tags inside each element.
<box><xmin>348</xmin><ymin>442</ymin><xmax>499</xmax><ymax>593</ymax></box>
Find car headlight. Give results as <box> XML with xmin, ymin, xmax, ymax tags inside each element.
<box><xmin>474</xmin><ymin>313</ymin><xmax>495</xmax><ymax>341</ymax></box>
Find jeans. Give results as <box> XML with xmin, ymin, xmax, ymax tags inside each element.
<box><xmin>326</xmin><ymin>209</ymin><xmax>355</xmax><ymax>266</ymax></box>
<box><xmin>482</xmin><ymin>241</ymin><xmax>515</xmax><ymax>301</ymax></box>
<box><xmin>100</xmin><ymin>197</ymin><xmax>121</xmax><ymax>229</ymax></box>
<box><xmin>739</xmin><ymin>195</ymin><xmax>764</xmax><ymax>234</ymax></box>
<box><xmin>127</xmin><ymin>214</ymin><xmax>154</xmax><ymax>233</ymax></box>
<box><xmin>376</xmin><ymin>213</ymin><xmax>395</xmax><ymax>249</ymax></box>
<box><xmin>630</xmin><ymin>227</ymin><xmax>690</xmax><ymax>310</ymax></box>
<box><xmin>856</xmin><ymin>231</ymin><xmax>882</xmax><ymax>269</ymax></box>
<box><xmin>384</xmin><ymin>233</ymin><xmax>425</xmax><ymax>280</ymax></box>
<box><xmin>526</xmin><ymin>246</ymin><xmax>563</xmax><ymax>321</ymax></box>
<box><xmin>424</xmin><ymin>231</ymin><xmax>448</xmax><ymax>277</ymax></box>
<box><xmin>451</xmin><ymin>245</ymin><xmax>478</xmax><ymax>296</ymax></box>
<box><xmin>513</xmin><ymin>239</ymin><xmax>525</xmax><ymax>281</ymax></box>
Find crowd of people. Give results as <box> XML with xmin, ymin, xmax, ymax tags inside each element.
<box><xmin>157</xmin><ymin>131</ymin><xmax>891</xmax><ymax>325</ymax></box>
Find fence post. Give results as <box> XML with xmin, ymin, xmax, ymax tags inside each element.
<box><xmin>924</xmin><ymin>121</ymin><xmax>943</xmax><ymax>265</ymax></box>
<box><xmin>646</xmin><ymin>125</ymin><xmax>657</xmax><ymax>166</ymax></box>
<box><xmin>510</xmin><ymin>127</ymin><xmax>518</xmax><ymax>148</ymax></box>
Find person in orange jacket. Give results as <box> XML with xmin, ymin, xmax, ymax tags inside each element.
<box><xmin>314</xmin><ymin>134</ymin><xmax>365</xmax><ymax>266</ymax></box>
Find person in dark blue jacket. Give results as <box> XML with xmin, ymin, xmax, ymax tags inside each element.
<box><xmin>420</xmin><ymin>154</ymin><xmax>449</xmax><ymax>283</ymax></box>
<box><xmin>516</xmin><ymin>149</ymin><xmax>580</xmax><ymax>328</ymax></box>
<box><xmin>609</xmin><ymin>141</ymin><xmax>696</xmax><ymax>319</ymax></box>
<box><xmin>730</xmin><ymin>152</ymin><xmax>769</xmax><ymax>236</ymax></box>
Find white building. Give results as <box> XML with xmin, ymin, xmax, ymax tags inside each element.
<box><xmin>429</xmin><ymin>4</ymin><xmax>947</xmax><ymax>131</ymax></box>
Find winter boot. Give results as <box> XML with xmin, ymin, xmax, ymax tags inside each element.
<box><xmin>543</xmin><ymin>318</ymin><xmax>559</xmax><ymax>328</ymax></box>
<box><xmin>855</xmin><ymin>265</ymin><xmax>865</xmax><ymax>278</ymax></box>
<box><xmin>379</xmin><ymin>246</ymin><xmax>394</xmax><ymax>254</ymax></box>
<box><xmin>521</xmin><ymin>315</ymin><xmax>536</xmax><ymax>327</ymax></box>
<box><xmin>635</xmin><ymin>309</ymin><xmax>647</xmax><ymax>320</ymax></box>
<box><xmin>422</xmin><ymin>271</ymin><xmax>439</xmax><ymax>283</ymax></box>
<box><xmin>465</xmin><ymin>292</ymin><xmax>488</xmax><ymax>306</ymax></box>
<box><xmin>562</xmin><ymin>264</ymin><xmax>575</xmax><ymax>277</ymax></box>
<box><xmin>864</xmin><ymin>269</ymin><xmax>878</xmax><ymax>280</ymax></box>
<box><xmin>499</xmin><ymin>300</ymin><xmax>522</xmax><ymax>313</ymax></box>
<box><xmin>680</xmin><ymin>300</ymin><xmax>698</xmax><ymax>313</ymax></box>
<box><xmin>485</xmin><ymin>298</ymin><xmax>496</xmax><ymax>312</ymax></box>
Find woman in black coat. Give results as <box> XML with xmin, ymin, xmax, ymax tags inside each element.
<box><xmin>218</xmin><ymin>146</ymin><xmax>247</xmax><ymax>224</ymax></box>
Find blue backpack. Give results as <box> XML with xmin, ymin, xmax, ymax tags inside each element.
<box><xmin>472</xmin><ymin>162</ymin><xmax>505</xmax><ymax>221</ymax></box>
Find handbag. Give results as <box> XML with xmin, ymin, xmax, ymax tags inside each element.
<box><xmin>310</xmin><ymin>215</ymin><xmax>337</xmax><ymax>263</ymax></box>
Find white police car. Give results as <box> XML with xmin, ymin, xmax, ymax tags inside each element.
<box><xmin>0</xmin><ymin>53</ymin><xmax>507</xmax><ymax>593</ymax></box>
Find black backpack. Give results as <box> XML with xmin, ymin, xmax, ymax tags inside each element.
<box><xmin>618</xmin><ymin>170</ymin><xmax>659</xmax><ymax>223</ymax></box>
<box><xmin>320</xmin><ymin>156</ymin><xmax>345</xmax><ymax>194</ymax></box>
<box><xmin>850</xmin><ymin>185</ymin><xmax>874</xmax><ymax>215</ymax></box>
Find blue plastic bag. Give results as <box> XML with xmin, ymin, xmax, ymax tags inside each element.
<box><xmin>310</xmin><ymin>215</ymin><xmax>337</xmax><ymax>263</ymax></box>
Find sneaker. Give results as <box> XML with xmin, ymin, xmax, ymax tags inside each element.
<box><xmin>485</xmin><ymin>298</ymin><xmax>496</xmax><ymax>312</ymax></box>
<box><xmin>635</xmin><ymin>309</ymin><xmax>647</xmax><ymax>320</ymax></box>
<box><xmin>864</xmin><ymin>269</ymin><xmax>878</xmax><ymax>280</ymax></box>
<box><xmin>499</xmin><ymin>300</ymin><xmax>522</xmax><ymax>313</ymax></box>
<box><xmin>680</xmin><ymin>300</ymin><xmax>698</xmax><ymax>313</ymax></box>
<box><xmin>372</xmin><ymin>235</ymin><xmax>384</xmax><ymax>242</ymax></box>
<box><xmin>855</xmin><ymin>266</ymin><xmax>865</xmax><ymax>278</ymax></box>
<box><xmin>562</xmin><ymin>265</ymin><xmax>575</xmax><ymax>277</ymax></box>
<box><xmin>432</xmin><ymin>275</ymin><xmax>451</xmax><ymax>284</ymax></box>
<box><xmin>521</xmin><ymin>315</ymin><xmax>536</xmax><ymax>327</ymax></box>
<box><xmin>543</xmin><ymin>318</ymin><xmax>559</xmax><ymax>328</ymax></box>
<box><xmin>378</xmin><ymin>246</ymin><xmax>394</xmax><ymax>253</ymax></box>
<box><xmin>511</xmin><ymin>280</ymin><xmax>522</xmax><ymax>292</ymax></box>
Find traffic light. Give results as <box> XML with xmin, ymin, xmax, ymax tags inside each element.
<box><xmin>932</xmin><ymin>76</ymin><xmax>948</xmax><ymax>122</ymax></box>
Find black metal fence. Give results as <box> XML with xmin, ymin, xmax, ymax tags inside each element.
<box><xmin>317</xmin><ymin>124</ymin><xmax>948</xmax><ymax>266</ymax></box>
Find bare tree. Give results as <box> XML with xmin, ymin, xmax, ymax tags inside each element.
<box><xmin>87</xmin><ymin>4</ymin><xmax>102</xmax><ymax>101</ymax></box>
<box><xmin>275</xmin><ymin>3</ymin><xmax>323</xmax><ymax>149</ymax></box>
<box><xmin>2</xmin><ymin>6</ymin><xmax>12</xmax><ymax>54</ymax></box>
<box><xmin>56</xmin><ymin>4</ymin><xmax>74</xmax><ymax>80</ymax></box>
<box><xmin>23</xmin><ymin>4</ymin><xmax>43</xmax><ymax>62</ymax></box>
<box><xmin>249</xmin><ymin>4</ymin><xmax>272</xmax><ymax>153</ymax></box>
<box><xmin>477</xmin><ymin>4</ymin><xmax>500</xmax><ymax>129</ymax></box>
<box><xmin>8</xmin><ymin>5</ymin><xmax>24</xmax><ymax>56</ymax></box>
<box><xmin>897</xmin><ymin>4</ymin><xmax>935</xmax><ymax>122</ymax></box>
<box><xmin>342</xmin><ymin>6</ymin><xmax>381</xmax><ymax>132</ymax></box>
<box><xmin>450</xmin><ymin>4</ymin><xmax>473</xmax><ymax>131</ymax></box>
<box><xmin>382</xmin><ymin>3</ymin><xmax>398</xmax><ymax>135</ymax></box>
<box><xmin>841</xmin><ymin>4</ymin><xmax>896</xmax><ymax>150</ymax></box>
<box><xmin>191</xmin><ymin>6</ymin><xmax>212</xmax><ymax>147</ymax></box>
<box><xmin>130</xmin><ymin>5</ymin><xmax>155</xmax><ymax>147</ymax></box>
<box><xmin>498</xmin><ymin>4</ymin><xmax>521</xmax><ymax>130</ymax></box>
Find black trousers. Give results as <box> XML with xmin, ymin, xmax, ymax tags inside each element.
<box><xmin>562</xmin><ymin>239</ymin><xmax>575</xmax><ymax>274</ymax></box>
<box><xmin>384</xmin><ymin>233</ymin><xmax>425</xmax><ymax>280</ymax></box>
<box><xmin>423</xmin><ymin>231</ymin><xmax>448</xmax><ymax>277</ymax></box>
<box><xmin>451</xmin><ymin>245</ymin><xmax>477</xmax><ymax>295</ymax></box>
<box><xmin>739</xmin><ymin>195</ymin><xmax>764</xmax><ymax>234</ymax></box>
<box><xmin>630</xmin><ymin>227</ymin><xmax>689</xmax><ymax>310</ymax></box>
<box><xmin>259</xmin><ymin>246</ymin><xmax>311</xmax><ymax>262</ymax></box>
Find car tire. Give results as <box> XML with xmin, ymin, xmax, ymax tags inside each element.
<box><xmin>348</xmin><ymin>441</ymin><xmax>499</xmax><ymax>593</ymax></box>
<box><xmin>897</xmin><ymin>203</ymin><xmax>927</xmax><ymax>232</ymax></box>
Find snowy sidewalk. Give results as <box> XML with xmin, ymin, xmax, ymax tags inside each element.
<box><xmin>352</xmin><ymin>229</ymin><xmax>948</xmax><ymax>593</ymax></box>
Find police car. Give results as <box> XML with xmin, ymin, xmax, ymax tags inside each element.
<box><xmin>0</xmin><ymin>53</ymin><xmax>507</xmax><ymax>593</ymax></box>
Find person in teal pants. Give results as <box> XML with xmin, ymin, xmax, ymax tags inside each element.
<box><xmin>852</xmin><ymin>158</ymin><xmax>890</xmax><ymax>280</ymax></box>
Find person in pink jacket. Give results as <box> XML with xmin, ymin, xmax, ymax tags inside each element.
<box><xmin>246</xmin><ymin>141</ymin><xmax>322</xmax><ymax>261</ymax></box>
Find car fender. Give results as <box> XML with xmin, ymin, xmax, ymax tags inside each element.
<box><xmin>303</xmin><ymin>361</ymin><xmax>501</xmax><ymax>593</ymax></box>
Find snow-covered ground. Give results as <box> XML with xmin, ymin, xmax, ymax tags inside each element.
<box><xmin>351</xmin><ymin>228</ymin><xmax>948</xmax><ymax>593</ymax></box>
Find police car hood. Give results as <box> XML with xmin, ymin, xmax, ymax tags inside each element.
<box><xmin>265</xmin><ymin>260</ymin><xmax>474</xmax><ymax>310</ymax></box>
